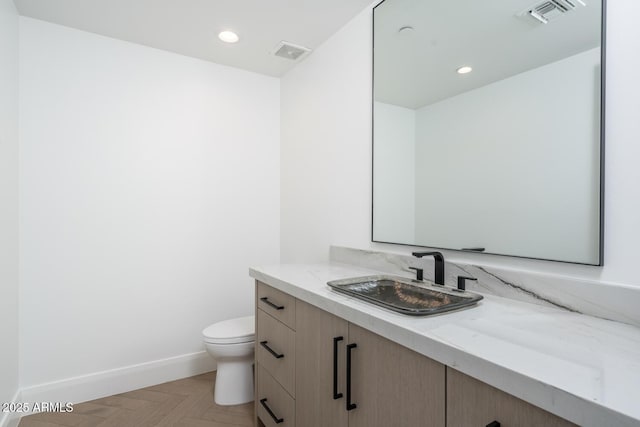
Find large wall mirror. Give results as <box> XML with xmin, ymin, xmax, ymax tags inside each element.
<box><xmin>372</xmin><ymin>0</ymin><xmax>605</xmax><ymax>265</ymax></box>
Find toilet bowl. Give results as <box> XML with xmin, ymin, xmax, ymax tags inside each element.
<box><xmin>202</xmin><ymin>315</ymin><xmax>255</xmax><ymax>406</ymax></box>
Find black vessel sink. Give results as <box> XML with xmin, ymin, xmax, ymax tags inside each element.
<box><xmin>327</xmin><ymin>275</ymin><xmax>483</xmax><ymax>316</ymax></box>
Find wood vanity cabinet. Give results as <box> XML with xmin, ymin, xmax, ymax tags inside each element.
<box><xmin>255</xmin><ymin>281</ymin><xmax>575</xmax><ymax>427</ymax></box>
<box><xmin>255</xmin><ymin>281</ymin><xmax>445</xmax><ymax>427</ymax></box>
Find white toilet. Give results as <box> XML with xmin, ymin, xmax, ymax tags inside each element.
<box><xmin>202</xmin><ymin>315</ymin><xmax>255</xmax><ymax>406</ymax></box>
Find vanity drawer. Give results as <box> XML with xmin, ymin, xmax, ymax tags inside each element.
<box><xmin>257</xmin><ymin>308</ymin><xmax>296</xmax><ymax>395</ymax></box>
<box><xmin>257</xmin><ymin>281</ymin><xmax>296</xmax><ymax>329</ymax></box>
<box><xmin>447</xmin><ymin>368</ymin><xmax>576</xmax><ymax>427</ymax></box>
<box><xmin>257</xmin><ymin>363</ymin><xmax>295</xmax><ymax>427</ymax></box>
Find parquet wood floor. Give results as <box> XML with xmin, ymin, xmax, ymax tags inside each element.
<box><xmin>18</xmin><ymin>372</ymin><xmax>254</xmax><ymax>427</ymax></box>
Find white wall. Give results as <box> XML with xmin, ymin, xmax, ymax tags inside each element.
<box><xmin>19</xmin><ymin>17</ymin><xmax>280</xmax><ymax>390</ymax></box>
<box><xmin>280</xmin><ymin>9</ymin><xmax>373</xmax><ymax>263</ymax></box>
<box><xmin>280</xmin><ymin>0</ymin><xmax>640</xmax><ymax>287</ymax></box>
<box><xmin>0</xmin><ymin>0</ymin><xmax>19</xmax><ymax>418</ymax></box>
<box><xmin>414</xmin><ymin>49</ymin><xmax>600</xmax><ymax>264</ymax></box>
<box><xmin>373</xmin><ymin>101</ymin><xmax>415</xmax><ymax>243</ymax></box>
<box><xmin>0</xmin><ymin>0</ymin><xmax>20</xmax><ymax>418</ymax></box>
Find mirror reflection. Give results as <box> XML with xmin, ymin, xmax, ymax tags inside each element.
<box><xmin>373</xmin><ymin>0</ymin><xmax>603</xmax><ymax>265</ymax></box>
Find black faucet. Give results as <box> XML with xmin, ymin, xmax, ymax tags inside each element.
<box><xmin>412</xmin><ymin>251</ymin><xmax>445</xmax><ymax>285</ymax></box>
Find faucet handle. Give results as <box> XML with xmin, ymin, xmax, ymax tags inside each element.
<box><xmin>409</xmin><ymin>267</ymin><xmax>423</xmax><ymax>281</ymax></box>
<box><xmin>457</xmin><ymin>276</ymin><xmax>477</xmax><ymax>291</ymax></box>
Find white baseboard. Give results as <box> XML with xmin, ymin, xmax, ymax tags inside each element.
<box><xmin>0</xmin><ymin>389</ymin><xmax>22</xmax><ymax>427</ymax></box>
<box><xmin>20</xmin><ymin>351</ymin><xmax>216</xmax><ymax>410</ymax></box>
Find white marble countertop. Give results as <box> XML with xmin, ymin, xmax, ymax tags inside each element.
<box><xmin>249</xmin><ymin>262</ymin><xmax>640</xmax><ymax>427</ymax></box>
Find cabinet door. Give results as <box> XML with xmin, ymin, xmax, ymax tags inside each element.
<box><xmin>295</xmin><ymin>300</ymin><xmax>349</xmax><ymax>427</ymax></box>
<box><xmin>347</xmin><ymin>323</ymin><xmax>446</xmax><ymax>427</ymax></box>
<box><xmin>447</xmin><ymin>368</ymin><xmax>576</xmax><ymax>427</ymax></box>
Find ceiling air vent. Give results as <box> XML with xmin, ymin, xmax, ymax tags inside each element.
<box><xmin>273</xmin><ymin>41</ymin><xmax>311</xmax><ymax>61</ymax></box>
<box><xmin>525</xmin><ymin>0</ymin><xmax>586</xmax><ymax>24</ymax></box>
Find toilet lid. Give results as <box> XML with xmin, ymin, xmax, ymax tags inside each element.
<box><xmin>202</xmin><ymin>315</ymin><xmax>255</xmax><ymax>344</ymax></box>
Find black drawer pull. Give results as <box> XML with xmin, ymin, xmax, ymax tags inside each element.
<box><xmin>260</xmin><ymin>341</ymin><xmax>284</xmax><ymax>359</ymax></box>
<box><xmin>260</xmin><ymin>297</ymin><xmax>284</xmax><ymax>310</ymax></box>
<box><xmin>486</xmin><ymin>422</ymin><xmax>500</xmax><ymax>427</ymax></box>
<box><xmin>346</xmin><ymin>343</ymin><xmax>357</xmax><ymax>411</ymax></box>
<box><xmin>333</xmin><ymin>336</ymin><xmax>344</xmax><ymax>399</ymax></box>
<box><xmin>259</xmin><ymin>398</ymin><xmax>284</xmax><ymax>424</ymax></box>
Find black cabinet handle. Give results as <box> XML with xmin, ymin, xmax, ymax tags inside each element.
<box><xmin>260</xmin><ymin>341</ymin><xmax>284</xmax><ymax>359</ymax></box>
<box><xmin>259</xmin><ymin>398</ymin><xmax>284</xmax><ymax>424</ymax></box>
<box><xmin>333</xmin><ymin>336</ymin><xmax>344</xmax><ymax>399</ymax></box>
<box><xmin>346</xmin><ymin>343</ymin><xmax>357</xmax><ymax>411</ymax></box>
<box><xmin>486</xmin><ymin>422</ymin><xmax>500</xmax><ymax>427</ymax></box>
<box><xmin>260</xmin><ymin>297</ymin><xmax>284</xmax><ymax>310</ymax></box>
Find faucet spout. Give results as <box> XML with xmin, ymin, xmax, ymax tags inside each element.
<box><xmin>411</xmin><ymin>251</ymin><xmax>445</xmax><ymax>285</ymax></box>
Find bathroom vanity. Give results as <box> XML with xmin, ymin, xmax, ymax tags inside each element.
<box><xmin>251</xmin><ymin>263</ymin><xmax>640</xmax><ymax>427</ymax></box>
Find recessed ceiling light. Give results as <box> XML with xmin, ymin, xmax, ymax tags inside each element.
<box><xmin>218</xmin><ymin>31</ymin><xmax>239</xmax><ymax>43</ymax></box>
<box><xmin>457</xmin><ymin>66</ymin><xmax>473</xmax><ymax>74</ymax></box>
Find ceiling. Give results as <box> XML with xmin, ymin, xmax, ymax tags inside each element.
<box><xmin>14</xmin><ymin>0</ymin><xmax>374</xmax><ymax>77</ymax></box>
<box><xmin>374</xmin><ymin>0</ymin><xmax>602</xmax><ymax>109</ymax></box>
